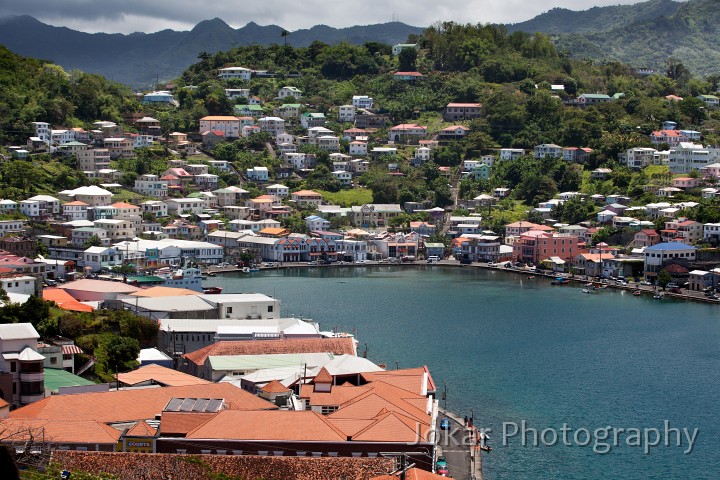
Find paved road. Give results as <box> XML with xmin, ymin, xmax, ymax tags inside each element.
<box><xmin>436</xmin><ymin>413</ymin><xmax>473</xmax><ymax>480</ymax></box>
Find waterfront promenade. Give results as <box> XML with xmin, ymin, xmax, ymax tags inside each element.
<box><xmin>206</xmin><ymin>259</ymin><xmax>719</xmax><ymax>305</ymax></box>
<box><xmin>438</xmin><ymin>407</ymin><xmax>484</xmax><ymax>480</ymax></box>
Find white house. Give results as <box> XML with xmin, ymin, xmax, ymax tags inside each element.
<box><xmin>534</xmin><ymin>144</ymin><xmax>563</xmax><ymax>159</ymax></box>
<box><xmin>266</xmin><ymin>184</ymin><xmax>290</xmax><ymax>197</ymax></box>
<box><xmin>337</xmin><ymin>105</ymin><xmax>356</xmax><ymax>122</ymax></box>
<box><xmin>83</xmin><ymin>246</ymin><xmax>124</xmax><ymax>272</ymax></box>
<box><xmin>134</xmin><ymin>174</ymin><xmax>168</xmax><ymax>197</ymax></box>
<box><xmin>332</xmin><ymin>170</ymin><xmax>352</xmax><ymax>186</ymax></box>
<box><xmin>258</xmin><ymin>117</ymin><xmax>285</xmax><ymax>136</ymax></box>
<box><xmin>218</xmin><ymin>66</ymin><xmax>252</xmax><ymax>81</ymax></box>
<box><xmin>305</xmin><ymin>215</ymin><xmax>331</xmax><ymax>231</ymax></box>
<box><xmin>622</xmin><ymin>147</ymin><xmax>659</xmax><ymax>169</ymax></box>
<box><xmin>669</xmin><ymin>143</ymin><xmax>720</xmax><ymax>174</ymax></box>
<box><xmin>246</xmin><ymin>166</ymin><xmax>269</xmax><ymax>182</ymax></box>
<box><xmin>349</xmin><ymin>141</ymin><xmax>368</xmax><ymax>156</ymax></box>
<box><xmin>277</xmin><ymin>86</ymin><xmax>302</xmax><ymax>100</ymax></box>
<box><xmin>165</xmin><ymin>198</ymin><xmax>206</xmax><ymax>215</ymax></box>
<box><xmin>388</xmin><ymin>124</ymin><xmax>427</xmax><ymax>143</ymax></box>
<box><xmin>0</xmin><ymin>323</ymin><xmax>44</xmax><ymax>408</ymax></box>
<box><xmin>643</xmin><ymin>242</ymin><xmax>697</xmax><ymax>277</ymax></box>
<box><xmin>352</xmin><ymin>95</ymin><xmax>374</xmax><ymax>109</ymax></box>
<box><xmin>62</xmin><ymin>201</ymin><xmax>89</xmax><ymax>221</ymax></box>
<box><xmin>500</xmin><ymin>148</ymin><xmax>525</xmax><ymax>161</ymax></box>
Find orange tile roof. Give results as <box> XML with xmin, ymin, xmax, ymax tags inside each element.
<box><xmin>258</xmin><ymin>227</ymin><xmax>288</xmax><ymax>236</ymax></box>
<box><xmin>185</xmin><ymin>410</ymin><xmax>347</xmax><ymax>442</ymax></box>
<box><xmin>184</xmin><ymin>338</ymin><xmax>356</xmax><ymax>366</ymax></box>
<box><xmin>260</xmin><ymin>379</ymin><xmax>291</xmax><ymax>393</ymax></box>
<box><xmin>299</xmin><ymin>384</ymin><xmax>373</xmax><ymax>407</ymax></box>
<box><xmin>43</xmin><ymin>288</ymin><xmax>95</xmax><ymax>312</ymax></box>
<box><xmin>159</xmin><ymin>411</ymin><xmax>218</xmax><ymax>436</ymax></box>
<box><xmin>10</xmin><ymin>384</ymin><xmax>275</xmax><ymax>423</ymax></box>
<box><xmin>0</xmin><ymin>419</ymin><xmax>121</xmax><ymax>445</ymax></box>
<box><xmin>372</xmin><ymin>468</ymin><xmax>449</xmax><ymax>480</ymax></box>
<box><xmin>350</xmin><ymin>410</ymin><xmax>429</xmax><ymax>442</ymax></box>
<box><xmin>125</xmin><ymin>420</ymin><xmax>157</xmax><ymax>437</ymax></box>
<box><xmin>329</xmin><ymin>388</ymin><xmax>428</xmax><ymax>426</ymax></box>
<box><xmin>63</xmin><ymin>200</ymin><xmax>89</xmax><ymax>206</ymax></box>
<box><xmin>111</xmin><ymin>202</ymin><xmax>139</xmax><ymax>209</ymax></box>
<box><xmin>117</xmin><ymin>364</ymin><xmax>210</xmax><ymax>387</ymax></box>
<box><xmin>313</xmin><ymin>367</ymin><xmax>333</xmax><ymax>384</ymax></box>
<box><xmin>361</xmin><ymin>366</ymin><xmax>435</xmax><ymax>395</ymax></box>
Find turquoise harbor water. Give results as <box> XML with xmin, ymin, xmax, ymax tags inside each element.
<box><xmin>204</xmin><ymin>266</ymin><xmax>720</xmax><ymax>480</ymax></box>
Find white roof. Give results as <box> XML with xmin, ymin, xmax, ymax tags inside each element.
<box><xmin>0</xmin><ymin>323</ymin><xmax>39</xmax><ymax>340</ymax></box>
<box><xmin>138</xmin><ymin>348</ymin><xmax>172</xmax><ymax>362</ymax></box>
<box><xmin>60</xmin><ymin>186</ymin><xmax>112</xmax><ymax>197</ymax></box>
<box><xmin>306</xmin><ymin>354</ymin><xmax>383</xmax><ymax>377</ymax></box>
<box><xmin>27</xmin><ymin>195</ymin><xmax>59</xmax><ymax>202</ymax></box>
<box><xmin>19</xmin><ymin>347</ymin><xmax>45</xmax><ymax>361</ymax></box>
<box><xmin>121</xmin><ymin>295</ymin><xmax>215</xmax><ymax>312</ymax></box>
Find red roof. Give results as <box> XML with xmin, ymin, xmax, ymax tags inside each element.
<box><xmin>394</xmin><ymin>71</ymin><xmax>423</xmax><ymax>76</ymax></box>
<box><xmin>260</xmin><ymin>379</ymin><xmax>291</xmax><ymax>393</ymax></box>
<box><xmin>184</xmin><ymin>337</ymin><xmax>357</xmax><ymax>366</ymax></box>
<box><xmin>651</xmin><ymin>130</ymin><xmax>681</xmax><ymax>137</ymax></box>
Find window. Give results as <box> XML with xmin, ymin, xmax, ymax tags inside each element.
<box><xmin>268</xmin><ymin>306</ymin><xmax>274</xmax><ymax>313</ymax></box>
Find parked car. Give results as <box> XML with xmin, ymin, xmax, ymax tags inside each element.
<box><xmin>436</xmin><ymin>456</ymin><xmax>447</xmax><ymax>468</ymax></box>
<box><xmin>669</xmin><ymin>287</ymin><xmax>682</xmax><ymax>294</ymax></box>
<box><xmin>487</xmin><ymin>262</ymin><xmax>496</xmax><ymax>267</ymax></box>
<box><xmin>666</xmin><ymin>282</ymin><xmax>679</xmax><ymax>289</ymax></box>
<box><xmin>440</xmin><ymin>418</ymin><xmax>450</xmax><ymax>430</ymax></box>
<box><xmin>437</xmin><ymin>466</ymin><xmax>449</xmax><ymax>476</ymax></box>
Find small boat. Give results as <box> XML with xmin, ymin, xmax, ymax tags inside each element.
<box><xmin>551</xmin><ymin>277</ymin><xmax>570</xmax><ymax>285</ymax></box>
<box><xmin>241</xmin><ymin>267</ymin><xmax>251</xmax><ymax>273</ymax></box>
<box><xmin>480</xmin><ymin>445</ymin><xmax>493</xmax><ymax>452</ymax></box>
<box><xmin>582</xmin><ymin>288</ymin><xmax>592</xmax><ymax>294</ymax></box>
<box><xmin>527</xmin><ymin>275</ymin><xmax>535</xmax><ymax>279</ymax></box>
<box><xmin>207</xmin><ymin>272</ymin><xmax>217</xmax><ymax>277</ymax></box>
<box><xmin>203</xmin><ymin>286</ymin><xmax>223</xmax><ymax>294</ymax></box>
<box><xmin>653</xmin><ymin>293</ymin><xmax>663</xmax><ymax>299</ymax></box>
<box><xmin>632</xmin><ymin>290</ymin><xmax>642</xmax><ymax>296</ymax></box>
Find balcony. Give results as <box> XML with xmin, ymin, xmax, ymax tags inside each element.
<box><xmin>20</xmin><ymin>372</ymin><xmax>44</xmax><ymax>382</ymax></box>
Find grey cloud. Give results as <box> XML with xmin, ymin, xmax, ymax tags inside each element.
<box><xmin>0</xmin><ymin>0</ymin><xmax>644</xmax><ymax>33</ymax></box>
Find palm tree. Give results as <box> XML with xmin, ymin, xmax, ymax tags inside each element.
<box><xmin>281</xmin><ymin>30</ymin><xmax>289</xmax><ymax>47</ymax></box>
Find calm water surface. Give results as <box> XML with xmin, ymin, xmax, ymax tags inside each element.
<box><xmin>204</xmin><ymin>266</ymin><xmax>720</xmax><ymax>480</ymax></box>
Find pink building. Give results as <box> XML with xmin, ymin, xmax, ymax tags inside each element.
<box><xmin>672</xmin><ymin>177</ymin><xmax>700</xmax><ymax>189</ymax></box>
<box><xmin>513</xmin><ymin>232</ymin><xmax>583</xmax><ymax>264</ymax></box>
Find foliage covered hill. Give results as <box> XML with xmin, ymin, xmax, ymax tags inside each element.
<box><xmin>0</xmin><ymin>45</ymin><xmax>137</xmax><ymax>145</ymax></box>
<box><xmin>0</xmin><ymin>15</ymin><xmax>422</xmax><ymax>88</ymax></box>
<box><xmin>554</xmin><ymin>0</ymin><xmax>720</xmax><ymax>76</ymax></box>
<box><xmin>507</xmin><ymin>0</ymin><xmax>683</xmax><ymax>35</ymax></box>
<box><xmin>176</xmin><ymin>20</ymin><xmax>720</xmax><ymax>145</ymax></box>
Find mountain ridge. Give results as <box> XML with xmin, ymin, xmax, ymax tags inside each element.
<box><xmin>0</xmin><ymin>16</ymin><xmax>422</xmax><ymax>88</ymax></box>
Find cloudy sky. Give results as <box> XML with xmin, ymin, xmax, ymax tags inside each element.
<box><xmin>0</xmin><ymin>0</ymin><xmax>646</xmax><ymax>33</ymax></box>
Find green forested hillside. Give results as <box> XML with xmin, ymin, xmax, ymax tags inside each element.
<box><xmin>508</xmin><ymin>0</ymin><xmax>683</xmax><ymax>35</ymax></box>
<box><xmin>554</xmin><ymin>0</ymin><xmax>720</xmax><ymax>76</ymax></box>
<box><xmin>0</xmin><ymin>45</ymin><xmax>138</xmax><ymax>144</ymax></box>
